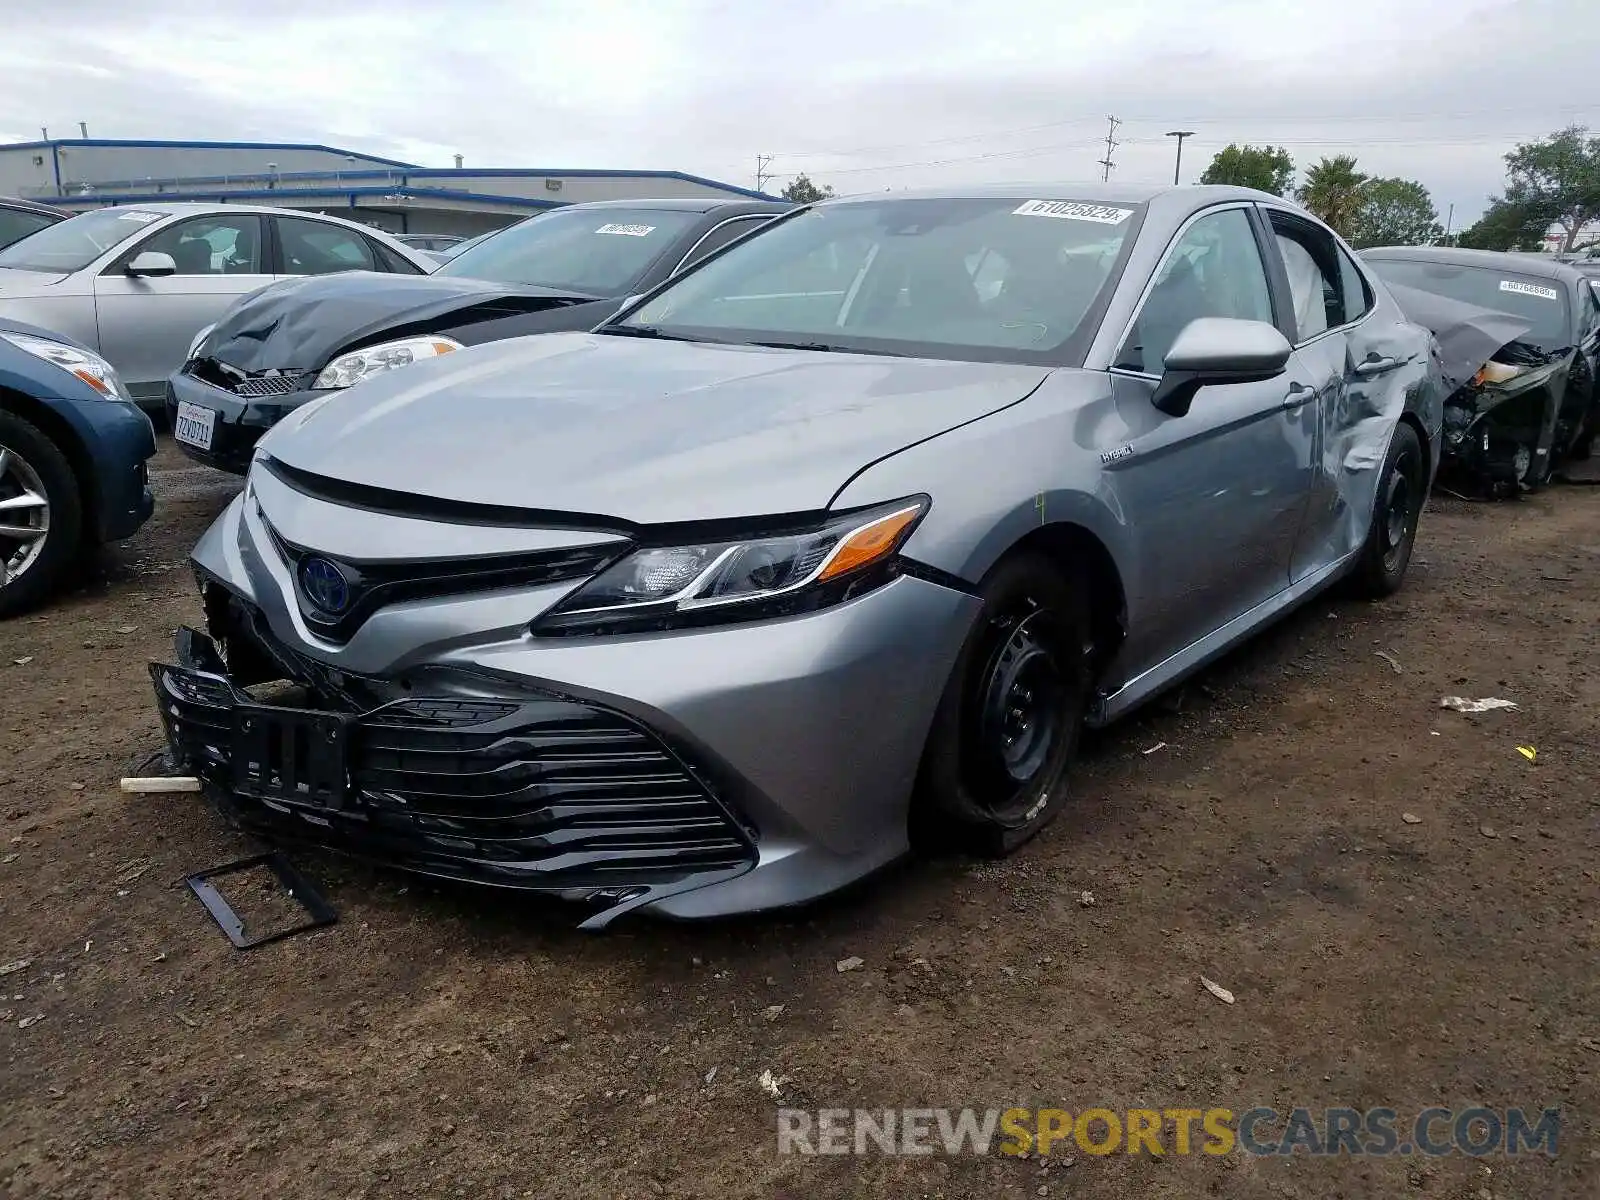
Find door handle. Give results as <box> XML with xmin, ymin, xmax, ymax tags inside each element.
<box><xmin>1353</xmin><ymin>355</ymin><xmax>1399</xmax><ymax>376</ymax></box>
<box><xmin>1282</xmin><ymin>381</ymin><xmax>1317</xmax><ymax>409</ymax></box>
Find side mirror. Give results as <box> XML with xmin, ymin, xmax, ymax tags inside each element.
<box><xmin>1151</xmin><ymin>317</ymin><xmax>1292</xmax><ymax>417</ymax></box>
<box><xmin>125</xmin><ymin>251</ymin><xmax>177</xmax><ymax>278</ymax></box>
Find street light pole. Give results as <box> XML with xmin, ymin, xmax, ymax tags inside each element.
<box><xmin>1166</xmin><ymin>131</ymin><xmax>1195</xmax><ymax>185</ymax></box>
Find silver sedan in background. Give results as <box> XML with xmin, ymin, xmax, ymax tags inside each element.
<box><xmin>0</xmin><ymin>203</ymin><xmax>436</xmax><ymax>408</ymax></box>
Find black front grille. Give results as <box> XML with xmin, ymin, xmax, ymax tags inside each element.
<box><xmin>259</xmin><ymin>516</ymin><xmax>623</xmax><ymax>645</ymax></box>
<box><xmin>151</xmin><ymin>662</ymin><xmax>755</xmax><ymax>888</ymax></box>
<box><xmin>185</xmin><ymin>357</ymin><xmax>308</xmax><ymax>397</ymax></box>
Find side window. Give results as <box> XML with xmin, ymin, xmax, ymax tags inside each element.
<box><xmin>1267</xmin><ymin>211</ymin><xmax>1345</xmax><ymax>341</ymax></box>
<box><xmin>1114</xmin><ymin>207</ymin><xmax>1274</xmax><ymax>374</ymax></box>
<box><xmin>676</xmin><ymin>217</ymin><xmax>769</xmax><ymax>273</ymax></box>
<box><xmin>277</xmin><ymin>216</ymin><xmax>378</xmax><ymax>275</ymax></box>
<box><xmin>370</xmin><ymin>239</ymin><xmax>425</xmax><ymax>274</ymax></box>
<box><xmin>0</xmin><ymin>208</ymin><xmax>56</xmax><ymax>252</ymax></box>
<box><xmin>1336</xmin><ymin>246</ymin><xmax>1373</xmax><ymax>324</ymax></box>
<box><xmin>132</xmin><ymin>214</ymin><xmax>263</xmax><ymax>275</ymax></box>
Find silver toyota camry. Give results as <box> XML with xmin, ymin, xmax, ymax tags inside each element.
<box><xmin>150</xmin><ymin>184</ymin><xmax>1444</xmax><ymax>928</ymax></box>
<box><xmin>0</xmin><ymin>203</ymin><xmax>435</xmax><ymax>408</ymax></box>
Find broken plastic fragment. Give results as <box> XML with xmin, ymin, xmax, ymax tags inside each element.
<box><xmin>1516</xmin><ymin>745</ymin><xmax>1536</xmax><ymax>762</ymax></box>
<box><xmin>1439</xmin><ymin>696</ymin><xmax>1519</xmax><ymax>713</ymax></box>
<box><xmin>1200</xmin><ymin>976</ymin><xmax>1235</xmax><ymax>1005</ymax></box>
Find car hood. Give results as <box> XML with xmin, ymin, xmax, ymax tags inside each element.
<box><xmin>261</xmin><ymin>332</ymin><xmax>1051</xmax><ymax>524</ymax></box>
<box><xmin>0</xmin><ymin>267</ymin><xmax>68</xmax><ymax>292</ymax></box>
<box><xmin>202</xmin><ymin>270</ymin><xmax>604</xmax><ymax>374</ymax></box>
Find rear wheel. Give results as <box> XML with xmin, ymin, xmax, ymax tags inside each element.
<box><xmin>1349</xmin><ymin>422</ymin><xmax>1425</xmax><ymax>599</ymax></box>
<box><xmin>0</xmin><ymin>411</ymin><xmax>84</xmax><ymax>619</ymax></box>
<box><xmin>914</xmin><ymin>554</ymin><xmax>1094</xmax><ymax>855</ymax></box>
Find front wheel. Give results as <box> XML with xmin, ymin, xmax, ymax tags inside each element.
<box><xmin>914</xmin><ymin>553</ymin><xmax>1094</xmax><ymax>856</ymax></box>
<box><xmin>0</xmin><ymin>411</ymin><xmax>84</xmax><ymax>619</ymax></box>
<box><xmin>1349</xmin><ymin>422</ymin><xmax>1425</xmax><ymax>599</ymax></box>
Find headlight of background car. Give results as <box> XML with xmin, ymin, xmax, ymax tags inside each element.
<box><xmin>0</xmin><ymin>331</ymin><xmax>132</xmax><ymax>402</ymax></box>
<box><xmin>1472</xmin><ymin>360</ymin><xmax>1527</xmax><ymax>386</ymax></box>
<box><xmin>186</xmin><ymin>323</ymin><xmax>216</xmax><ymax>361</ymax></box>
<box><xmin>532</xmin><ymin>498</ymin><xmax>928</xmax><ymax>636</ymax></box>
<box><xmin>313</xmin><ymin>336</ymin><xmax>463</xmax><ymax>390</ymax></box>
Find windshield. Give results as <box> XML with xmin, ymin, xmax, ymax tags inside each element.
<box><xmin>1366</xmin><ymin>259</ymin><xmax>1572</xmax><ymax>353</ymax></box>
<box><xmin>438</xmin><ymin>207</ymin><xmax>699</xmax><ymax>294</ymax></box>
<box><xmin>0</xmin><ymin>207</ymin><xmax>167</xmax><ymax>273</ymax></box>
<box><xmin>616</xmin><ymin>196</ymin><xmax>1137</xmax><ymax>361</ymax></box>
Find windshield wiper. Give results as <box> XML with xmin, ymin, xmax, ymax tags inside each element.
<box><xmin>596</xmin><ymin>324</ymin><xmax>702</xmax><ymax>343</ymax></box>
<box><xmin>745</xmin><ymin>339</ymin><xmax>896</xmax><ymax>356</ymax></box>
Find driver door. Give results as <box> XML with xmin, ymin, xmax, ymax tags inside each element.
<box><xmin>93</xmin><ymin>213</ymin><xmax>272</xmax><ymax>405</ymax></box>
<box><xmin>1107</xmin><ymin>204</ymin><xmax>1320</xmax><ymax>670</ymax></box>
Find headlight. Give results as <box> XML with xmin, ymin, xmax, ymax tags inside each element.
<box><xmin>312</xmin><ymin>335</ymin><xmax>463</xmax><ymax>390</ymax></box>
<box><xmin>0</xmin><ymin>331</ymin><xmax>132</xmax><ymax>401</ymax></box>
<box><xmin>532</xmin><ymin>498</ymin><xmax>928</xmax><ymax>636</ymax></box>
<box><xmin>186</xmin><ymin>323</ymin><xmax>216</xmax><ymax>360</ymax></box>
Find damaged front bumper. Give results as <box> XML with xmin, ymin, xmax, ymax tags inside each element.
<box><xmin>1440</xmin><ymin>358</ymin><xmax>1569</xmax><ymax>495</ymax></box>
<box><xmin>150</xmin><ymin>628</ymin><xmax>757</xmax><ymax>930</ymax></box>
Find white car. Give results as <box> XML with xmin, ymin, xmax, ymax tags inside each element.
<box><xmin>0</xmin><ymin>203</ymin><xmax>437</xmax><ymax>408</ymax></box>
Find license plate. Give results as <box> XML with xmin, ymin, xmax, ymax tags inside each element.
<box><xmin>232</xmin><ymin>704</ymin><xmax>351</xmax><ymax>808</ymax></box>
<box><xmin>173</xmin><ymin>400</ymin><xmax>216</xmax><ymax>450</ymax></box>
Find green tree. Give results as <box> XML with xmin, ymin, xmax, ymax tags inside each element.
<box><xmin>781</xmin><ymin>174</ymin><xmax>834</xmax><ymax>204</ymax></box>
<box><xmin>1348</xmin><ymin>177</ymin><xmax>1443</xmax><ymax>248</ymax></box>
<box><xmin>1296</xmin><ymin>156</ymin><xmax>1370</xmax><ymax>238</ymax></box>
<box><xmin>1497</xmin><ymin>126</ymin><xmax>1600</xmax><ymax>253</ymax></box>
<box><xmin>1198</xmin><ymin>144</ymin><xmax>1295</xmax><ymax>196</ymax></box>
<box><xmin>1455</xmin><ymin>198</ymin><xmax>1552</xmax><ymax>252</ymax></box>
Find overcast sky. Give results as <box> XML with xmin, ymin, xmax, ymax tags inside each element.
<box><xmin>3</xmin><ymin>0</ymin><xmax>1597</xmax><ymax>226</ymax></box>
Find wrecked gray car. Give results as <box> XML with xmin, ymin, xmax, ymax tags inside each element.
<box><xmin>1364</xmin><ymin>248</ymin><xmax>1600</xmax><ymax>494</ymax></box>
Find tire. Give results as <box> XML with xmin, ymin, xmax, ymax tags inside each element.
<box><xmin>913</xmin><ymin>553</ymin><xmax>1094</xmax><ymax>856</ymax></box>
<box><xmin>0</xmin><ymin>411</ymin><xmax>84</xmax><ymax>620</ymax></box>
<box><xmin>1349</xmin><ymin>422</ymin><xmax>1425</xmax><ymax>599</ymax></box>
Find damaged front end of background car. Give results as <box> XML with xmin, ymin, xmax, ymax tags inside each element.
<box><xmin>1386</xmin><ymin>283</ymin><xmax>1578</xmax><ymax>497</ymax></box>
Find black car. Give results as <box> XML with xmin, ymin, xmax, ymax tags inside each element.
<box><xmin>167</xmin><ymin>197</ymin><xmax>789</xmax><ymax>472</ymax></box>
<box><xmin>1363</xmin><ymin>247</ymin><xmax>1600</xmax><ymax>485</ymax></box>
<box><xmin>0</xmin><ymin>196</ymin><xmax>64</xmax><ymax>251</ymax></box>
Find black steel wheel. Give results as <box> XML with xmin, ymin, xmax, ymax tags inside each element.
<box><xmin>1350</xmin><ymin>422</ymin><xmax>1425</xmax><ymax>598</ymax></box>
<box><xmin>915</xmin><ymin>553</ymin><xmax>1093</xmax><ymax>855</ymax></box>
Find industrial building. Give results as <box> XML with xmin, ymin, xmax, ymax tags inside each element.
<box><xmin>0</xmin><ymin>138</ymin><xmax>774</xmax><ymax>237</ymax></box>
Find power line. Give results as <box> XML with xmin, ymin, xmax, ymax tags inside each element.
<box><xmin>1098</xmin><ymin>115</ymin><xmax>1121</xmax><ymax>182</ymax></box>
<box><xmin>765</xmin><ymin>103</ymin><xmax>1600</xmax><ymax>162</ymax></box>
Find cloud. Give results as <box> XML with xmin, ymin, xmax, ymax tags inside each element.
<box><xmin>4</xmin><ymin>0</ymin><xmax>1598</xmax><ymax>223</ymax></box>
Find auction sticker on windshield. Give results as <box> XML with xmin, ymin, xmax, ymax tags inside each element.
<box><xmin>116</xmin><ymin>211</ymin><xmax>164</xmax><ymax>224</ymax></box>
<box><xmin>594</xmin><ymin>223</ymin><xmax>657</xmax><ymax>237</ymax></box>
<box><xmin>1013</xmin><ymin>200</ymin><xmax>1133</xmax><ymax>224</ymax></box>
<box><xmin>1500</xmin><ymin>279</ymin><xmax>1560</xmax><ymax>301</ymax></box>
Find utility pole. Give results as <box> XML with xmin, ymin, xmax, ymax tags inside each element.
<box><xmin>755</xmin><ymin>155</ymin><xmax>775</xmax><ymax>193</ymax></box>
<box><xmin>1166</xmin><ymin>130</ymin><xmax>1194</xmax><ymax>185</ymax></box>
<box><xmin>1097</xmin><ymin>116</ymin><xmax>1121</xmax><ymax>182</ymax></box>
<box><xmin>1444</xmin><ymin>203</ymin><xmax>1455</xmax><ymax>246</ymax></box>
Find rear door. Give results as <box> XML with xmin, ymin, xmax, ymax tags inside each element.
<box><xmin>1258</xmin><ymin>207</ymin><xmax>1394</xmax><ymax>581</ymax></box>
<box><xmin>93</xmin><ymin>212</ymin><xmax>272</xmax><ymax>404</ymax></box>
<box><xmin>1107</xmin><ymin>203</ymin><xmax>1318</xmax><ymax>669</ymax></box>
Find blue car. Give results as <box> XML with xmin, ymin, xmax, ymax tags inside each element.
<box><xmin>0</xmin><ymin>316</ymin><xmax>155</xmax><ymax>616</ymax></box>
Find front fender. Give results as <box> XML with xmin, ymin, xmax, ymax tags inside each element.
<box><xmin>829</xmin><ymin>371</ymin><xmax>1133</xmax><ymax>587</ymax></box>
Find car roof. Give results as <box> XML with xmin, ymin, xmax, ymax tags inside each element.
<box><xmin>1361</xmin><ymin>244</ymin><xmax>1585</xmax><ymax>283</ymax></box>
<box><xmin>0</xmin><ymin>195</ymin><xmax>65</xmax><ymax>219</ymax></box>
<box><xmin>555</xmin><ymin>197</ymin><xmax>790</xmax><ymax>215</ymax></box>
<box><xmin>819</xmin><ymin>182</ymin><xmax>1283</xmax><ymax>208</ymax></box>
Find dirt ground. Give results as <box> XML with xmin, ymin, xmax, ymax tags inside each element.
<box><xmin>2</xmin><ymin>440</ymin><xmax>1597</xmax><ymax>1199</ymax></box>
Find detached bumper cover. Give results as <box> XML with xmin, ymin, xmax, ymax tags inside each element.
<box><xmin>150</xmin><ymin>639</ymin><xmax>757</xmax><ymax>927</ymax></box>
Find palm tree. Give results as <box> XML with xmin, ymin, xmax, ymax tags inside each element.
<box><xmin>1296</xmin><ymin>156</ymin><xmax>1370</xmax><ymax>238</ymax></box>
